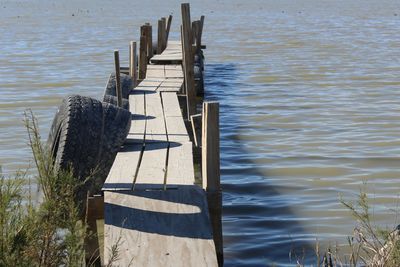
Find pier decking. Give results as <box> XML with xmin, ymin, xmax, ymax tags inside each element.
<box><xmin>92</xmin><ymin>3</ymin><xmax>222</xmax><ymax>266</ymax></box>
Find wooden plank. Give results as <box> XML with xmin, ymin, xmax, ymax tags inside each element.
<box><xmin>165</xmin><ymin>64</ymin><xmax>182</xmax><ymax>71</ymax></box>
<box><xmin>103</xmin><ymin>144</ymin><xmax>142</xmax><ymax>190</ymax></box>
<box><xmin>167</xmin><ymin>142</ymin><xmax>195</xmax><ymax>185</ymax></box>
<box><xmin>147</xmin><ymin>65</ymin><xmax>165</xmax><ymax>70</ymax></box>
<box><xmin>136</xmin><ymin>80</ymin><xmax>163</xmax><ymax>92</ymax></box>
<box><xmin>162</xmin><ymin>92</ymin><xmax>182</xmax><ymax>117</ymax></box>
<box><xmin>103</xmin><ymin>188</ymin><xmax>218</xmax><ymax>266</ymax></box>
<box><xmin>146</xmin><ymin>68</ymin><xmax>165</xmax><ymax>79</ymax></box>
<box><xmin>145</xmin><ymin>91</ymin><xmax>167</xmax><ymax>142</ymax></box>
<box><xmin>126</xmin><ymin>91</ymin><xmax>146</xmax><ymax>143</ymax></box>
<box><xmin>134</xmin><ymin>142</ymin><xmax>168</xmax><ymax>187</ymax></box>
<box><xmin>165</xmin><ymin>69</ymin><xmax>184</xmax><ymax>78</ymax></box>
<box><xmin>201</xmin><ymin>102</ymin><xmax>223</xmax><ymax>266</ymax></box>
<box><xmin>165</xmin><ymin>116</ymin><xmax>190</xmax><ymax>143</ymax></box>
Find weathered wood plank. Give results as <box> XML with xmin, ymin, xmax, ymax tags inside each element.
<box><xmin>145</xmin><ymin>91</ymin><xmax>168</xmax><ymax>142</ymax></box>
<box><xmin>162</xmin><ymin>92</ymin><xmax>182</xmax><ymax>117</ymax></box>
<box><xmin>103</xmin><ymin>188</ymin><xmax>218</xmax><ymax>266</ymax></box>
<box><xmin>146</xmin><ymin>68</ymin><xmax>165</xmax><ymax>78</ymax></box>
<box><xmin>167</xmin><ymin>142</ymin><xmax>195</xmax><ymax>185</ymax></box>
<box><xmin>103</xmin><ymin>144</ymin><xmax>143</xmax><ymax>190</ymax></box>
<box><xmin>134</xmin><ymin>142</ymin><xmax>168</xmax><ymax>187</ymax></box>
<box><xmin>165</xmin><ymin>116</ymin><xmax>190</xmax><ymax>143</ymax></box>
<box><xmin>126</xmin><ymin>90</ymin><xmax>146</xmax><ymax>143</ymax></box>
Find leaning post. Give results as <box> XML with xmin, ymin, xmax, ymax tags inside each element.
<box><xmin>139</xmin><ymin>27</ymin><xmax>147</xmax><ymax>80</ymax></box>
<box><xmin>202</xmin><ymin>101</ymin><xmax>223</xmax><ymax>266</ymax></box>
<box><xmin>114</xmin><ymin>50</ymin><xmax>122</xmax><ymax>108</ymax></box>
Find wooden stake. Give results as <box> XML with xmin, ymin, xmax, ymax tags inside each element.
<box><xmin>129</xmin><ymin>41</ymin><xmax>137</xmax><ymax>87</ymax></box>
<box><xmin>181</xmin><ymin>3</ymin><xmax>196</xmax><ymax>119</ymax></box>
<box><xmin>165</xmin><ymin>15</ymin><xmax>173</xmax><ymax>46</ymax></box>
<box><xmin>157</xmin><ymin>19</ymin><xmax>166</xmax><ymax>54</ymax></box>
<box><xmin>139</xmin><ymin>33</ymin><xmax>147</xmax><ymax>80</ymax></box>
<box><xmin>114</xmin><ymin>50</ymin><xmax>122</xmax><ymax>108</ymax></box>
<box><xmin>201</xmin><ymin>101</ymin><xmax>223</xmax><ymax>266</ymax></box>
<box><xmin>198</xmin><ymin>15</ymin><xmax>205</xmax><ymax>51</ymax></box>
<box><xmin>146</xmin><ymin>25</ymin><xmax>153</xmax><ymax>60</ymax></box>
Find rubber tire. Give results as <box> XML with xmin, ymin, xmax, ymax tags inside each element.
<box><xmin>194</xmin><ymin>64</ymin><xmax>204</xmax><ymax>96</ymax></box>
<box><xmin>47</xmin><ymin>95</ymin><xmax>131</xmax><ymax>205</ymax></box>
<box><xmin>103</xmin><ymin>72</ymin><xmax>132</xmax><ymax>100</ymax></box>
<box><xmin>94</xmin><ymin>102</ymin><xmax>132</xmax><ymax>185</ymax></box>
<box><xmin>103</xmin><ymin>95</ymin><xmax>130</xmax><ymax>110</ymax></box>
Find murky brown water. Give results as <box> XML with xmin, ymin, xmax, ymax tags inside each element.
<box><xmin>1</xmin><ymin>0</ymin><xmax>400</xmax><ymax>265</ymax></box>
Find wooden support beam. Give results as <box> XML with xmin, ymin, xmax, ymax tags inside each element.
<box><xmin>181</xmin><ymin>3</ymin><xmax>196</xmax><ymax>120</ymax></box>
<box><xmin>165</xmin><ymin>15</ymin><xmax>173</xmax><ymax>46</ymax></box>
<box><xmin>201</xmin><ymin>102</ymin><xmax>223</xmax><ymax>266</ymax></box>
<box><xmin>114</xmin><ymin>50</ymin><xmax>122</xmax><ymax>107</ymax></box>
<box><xmin>85</xmin><ymin>194</ymin><xmax>104</xmax><ymax>266</ymax></box>
<box><xmin>129</xmin><ymin>41</ymin><xmax>138</xmax><ymax>87</ymax></box>
<box><xmin>139</xmin><ymin>34</ymin><xmax>147</xmax><ymax>80</ymax></box>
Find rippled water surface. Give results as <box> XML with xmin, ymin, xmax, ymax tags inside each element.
<box><xmin>1</xmin><ymin>0</ymin><xmax>400</xmax><ymax>265</ymax></box>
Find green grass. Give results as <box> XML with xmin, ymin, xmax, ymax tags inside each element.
<box><xmin>0</xmin><ymin>111</ymin><xmax>87</xmax><ymax>266</ymax></box>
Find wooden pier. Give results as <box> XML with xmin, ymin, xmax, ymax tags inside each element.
<box><xmin>87</xmin><ymin>4</ymin><xmax>222</xmax><ymax>266</ymax></box>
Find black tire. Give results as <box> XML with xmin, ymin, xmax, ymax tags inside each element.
<box><xmin>194</xmin><ymin>64</ymin><xmax>204</xmax><ymax>96</ymax></box>
<box><xmin>103</xmin><ymin>95</ymin><xmax>130</xmax><ymax>110</ymax></box>
<box><xmin>47</xmin><ymin>95</ymin><xmax>131</xmax><ymax>206</ymax></box>
<box><xmin>103</xmin><ymin>72</ymin><xmax>133</xmax><ymax>100</ymax></box>
<box><xmin>94</xmin><ymin>103</ymin><xmax>132</xmax><ymax>185</ymax></box>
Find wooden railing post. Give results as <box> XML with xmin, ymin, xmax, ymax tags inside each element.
<box><xmin>114</xmin><ymin>50</ymin><xmax>122</xmax><ymax>107</ymax></box>
<box><xmin>157</xmin><ymin>18</ymin><xmax>166</xmax><ymax>54</ymax></box>
<box><xmin>146</xmin><ymin>24</ymin><xmax>153</xmax><ymax>60</ymax></box>
<box><xmin>166</xmin><ymin>15</ymin><xmax>173</xmax><ymax>46</ymax></box>
<box><xmin>202</xmin><ymin>101</ymin><xmax>223</xmax><ymax>266</ymax></box>
<box><xmin>181</xmin><ymin>3</ymin><xmax>196</xmax><ymax>120</ymax></box>
<box><xmin>139</xmin><ymin>26</ymin><xmax>148</xmax><ymax>80</ymax></box>
<box><xmin>129</xmin><ymin>41</ymin><xmax>137</xmax><ymax>87</ymax></box>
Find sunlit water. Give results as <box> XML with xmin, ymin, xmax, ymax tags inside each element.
<box><xmin>1</xmin><ymin>0</ymin><xmax>400</xmax><ymax>265</ymax></box>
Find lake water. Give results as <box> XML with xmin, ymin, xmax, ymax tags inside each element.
<box><xmin>1</xmin><ymin>0</ymin><xmax>400</xmax><ymax>265</ymax></box>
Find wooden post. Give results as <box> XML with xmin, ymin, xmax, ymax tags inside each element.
<box><xmin>201</xmin><ymin>101</ymin><xmax>223</xmax><ymax>266</ymax></box>
<box><xmin>146</xmin><ymin>25</ymin><xmax>153</xmax><ymax>60</ymax></box>
<box><xmin>198</xmin><ymin>15</ymin><xmax>205</xmax><ymax>51</ymax></box>
<box><xmin>114</xmin><ymin>50</ymin><xmax>122</xmax><ymax>108</ymax></box>
<box><xmin>157</xmin><ymin>19</ymin><xmax>166</xmax><ymax>54</ymax></box>
<box><xmin>139</xmin><ymin>26</ymin><xmax>147</xmax><ymax>80</ymax></box>
<box><xmin>85</xmin><ymin>194</ymin><xmax>104</xmax><ymax>265</ymax></box>
<box><xmin>129</xmin><ymin>41</ymin><xmax>137</xmax><ymax>87</ymax></box>
<box><xmin>181</xmin><ymin>3</ymin><xmax>196</xmax><ymax>120</ymax></box>
<box><xmin>165</xmin><ymin>15</ymin><xmax>173</xmax><ymax>46</ymax></box>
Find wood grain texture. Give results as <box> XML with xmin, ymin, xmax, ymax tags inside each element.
<box><xmin>201</xmin><ymin>102</ymin><xmax>220</xmax><ymax>191</ymax></box>
<box><xmin>134</xmin><ymin>142</ymin><xmax>168</xmax><ymax>187</ymax></box>
<box><xmin>162</xmin><ymin>92</ymin><xmax>182</xmax><ymax>117</ymax></box>
<box><xmin>145</xmin><ymin>91</ymin><xmax>168</xmax><ymax>142</ymax></box>
<box><xmin>167</xmin><ymin>142</ymin><xmax>195</xmax><ymax>185</ymax></box>
<box><xmin>103</xmin><ymin>144</ymin><xmax>142</xmax><ymax>190</ymax></box>
<box><xmin>103</xmin><ymin>188</ymin><xmax>217</xmax><ymax>266</ymax></box>
<box><xmin>165</xmin><ymin>116</ymin><xmax>190</xmax><ymax>143</ymax></box>
<box><xmin>126</xmin><ymin>91</ymin><xmax>146</xmax><ymax>143</ymax></box>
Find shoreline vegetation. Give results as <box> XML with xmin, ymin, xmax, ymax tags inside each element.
<box><xmin>1</xmin><ymin>112</ymin><xmax>400</xmax><ymax>266</ymax></box>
